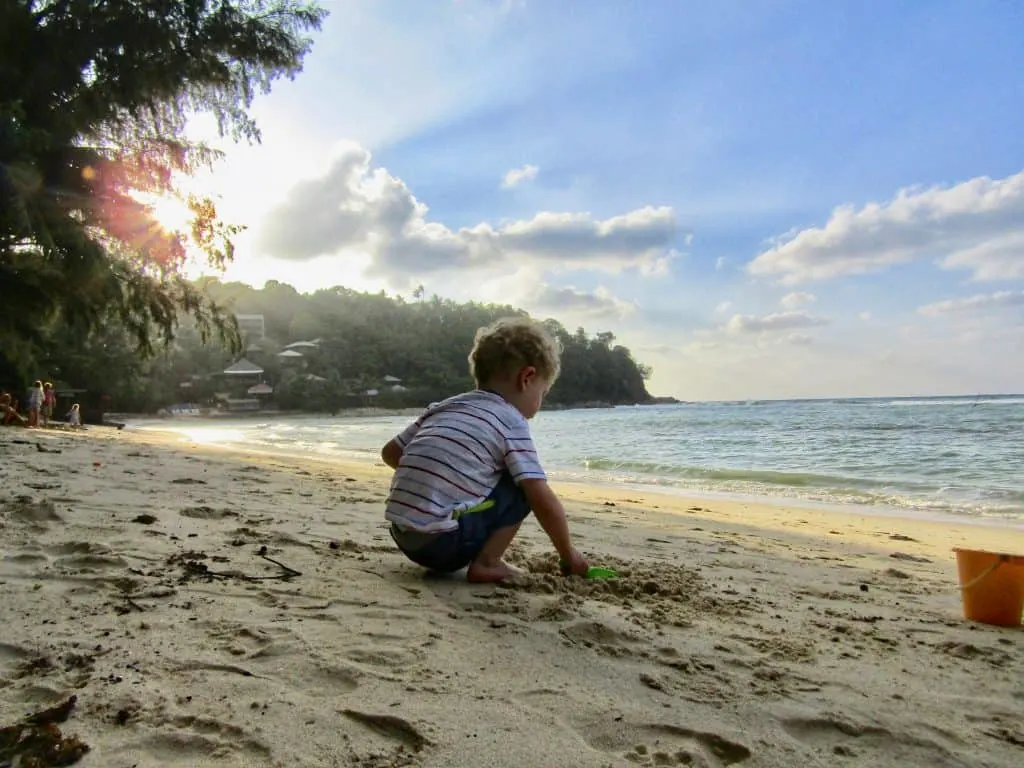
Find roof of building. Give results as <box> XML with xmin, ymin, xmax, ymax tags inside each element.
<box><xmin>223</xmin><ymin>358</ymin><xmax>264</xmax><ymax>375</ymax></box>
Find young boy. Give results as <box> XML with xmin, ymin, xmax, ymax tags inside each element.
<box><xmin>381</xmin><ymin>317</ymin><xmax>589</xmax><ymax>583</ymax></box>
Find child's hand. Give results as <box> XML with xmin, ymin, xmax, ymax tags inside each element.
<box><xmin>560</xmin><ymin>548</ymin><xmax>589</xmax><ymax>577</ymax></box>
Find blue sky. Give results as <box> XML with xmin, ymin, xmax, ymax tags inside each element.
<box><xmin>186</xmin><ymin>0</ymin><xmax>1024</xmax><ymax>400</ymax></box>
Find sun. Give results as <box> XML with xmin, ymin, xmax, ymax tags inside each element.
<box><xmin>142</xmin><ymin>193</ymin><xmax>194</xmax><ymax>235</ymax></box>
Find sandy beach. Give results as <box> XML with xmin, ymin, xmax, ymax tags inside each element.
<box><xmin>1</xmin><ymin>426</ymin><xmax>1021</xmax><ymax>768</ymax></box>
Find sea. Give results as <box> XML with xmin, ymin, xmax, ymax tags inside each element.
<box><xmin>130</xmin><ymin>395</ymin><xmax>1024</xmax><ymax>525</ymax></box>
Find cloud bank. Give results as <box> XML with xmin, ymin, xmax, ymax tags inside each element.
<box><xmin>747</xmin><ymin>170</ymin><xmax>1024</xmax><ymax>284</ymax></box>
<box><xmin>519</xmin><ymin>283</ymin><xmax>638</xmax><ymax>319</ymax></box>
<box><xmin>725</xmin><ymin>310</ymin><xmax>829</xmax><ymax>334</ymax></box>
<box><xmin>917</xmin><ymin>289</ymin><xmax>1024</xmax><ymax>316</ymax></box>
<box><xmin>257</xmin><ymin>144</ymin><xmax>678</xmax><ymax>289</ymax></box>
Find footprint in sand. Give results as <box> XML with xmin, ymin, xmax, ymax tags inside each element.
<box><xmin>199</xmin><ymin>623</ymin><xmax>365</xmax><ymax>695</ymax></box>
<box><xmin>516</xmin><ymin>689</ymin><xmax>749</xmax><ymax>765</ymax></box>
<box><xmin>343</xmin><ymin>645</ymin><xmax>424</xmax><ymax>669</ymax></box>
<box><xmin>109</xmin><ymin>728</ymin><xmax>270</xmax><ymax>767</ymax></box>
<box><xmin>559</xmin><ymin>619</ymin><xmax>642</xmax><ymax>657</ymax></box>
<box><xmin>0</xmin><ymin>642</ymin><xmax>34</xmax><ymax>679</ymax></box>
<box><xmin>933</xmin><ymin>641</ymin><xmax>1013</xmax><ymax>669</ymax></box>
<box><xmin>46</xmin><ymin>541</ymin><xmax>110</xmax><ymax>557</ymax></box>
<box><xmin>13</xmin><ymin>682</ymin><xmax>69</xmax><ymax>706</ymax></box>
<box><xmin>2</xmin><ymin>551</ymin><xmax>48</xmax><ymax>566</ymax></box>
<box><xmin>206</xmin><ymin>624</ymin><xmax>284</xmax><ymax>658</ymax></box>
<box><xmin>780</xmin><ymin>713</ymin><xmax>970</xmax><ymax>766</ymax></box>
<box><xmin>4</xmin><ymin>496</ymin><xmax>62</xmax><ymax>526</ymax></box>
<box><xmin>579</xmin><ymin>721</ymin><xmax>750</xmax><ymax>767</ymax></box>
<box><xmin>180</xmin><ymin>505</ymin><xmax>238</xmax><ymax>520</ymax></box>
<box><xmin>341</xmin><ymin>708</ymin><xmax>433</xmax><ymax>753</ymax></box>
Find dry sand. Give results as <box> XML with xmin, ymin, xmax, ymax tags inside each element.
<box><xmin>1</xmin><ymin>426</ymin><xmax>1022</xmax><ymax>768</ymax></box>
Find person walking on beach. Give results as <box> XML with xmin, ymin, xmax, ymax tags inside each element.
<box><xmin>26</xmin><ymin>380</ymin><xmax>44</xmax><ymax>427</ymax></box>
<box><xmin>380</xmin><ymin>317</ymin><xmax>589</xmax><ymax>583</ymax></box>
<box><xmin>67</xmin><ymin>403</ymin><xmax>82</xmax><ymax>428</ymax></box>
<box><xmin>42</xmin><ymin>382</ymin><xmax>56</xmax><ymax>426</ymax></box>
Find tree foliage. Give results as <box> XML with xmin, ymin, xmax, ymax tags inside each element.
<box><xmin>0</xmin><ymin>0</ymin><xmax>327</xmax><ymax>373</ymax></box>
<box><xmin>55</xmin><ymin>280</ymin><xmax>654</xmax><ymax>413</ymax></box>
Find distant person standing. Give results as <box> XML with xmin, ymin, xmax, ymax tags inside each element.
<box><xmin>26</xmin><ymin>380</ymin><xmax>44</xmax><ymax>427</ymax></box>
<box><xmin>42</xmin><ymin>382</ymin><xmax>56</xmax><ymax>426</ymax></box>
<box><xmin>67</xmin><ymin>403</ymin><xmax>82</xmax><ymax>427</ymax></box>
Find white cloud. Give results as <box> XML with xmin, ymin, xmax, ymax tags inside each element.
<box><xmin>747</xmin><ymin>169</ymin><xmax>1024</xmax><ymax>284</ymax></box>
<box><xmin>858</xmin><ymin>311</ymin><xmax>873</xmax><ymax>321</ymax></box>
<box><xmin>724</xmin><ymin>310</ymin><xmax>829</xmax><ymax>334</ymax></box>
<box><xmin>715</xmin><ymin>301</ymin><xmax>733</xmax><ymax>314</ymax></box>
<box><xmin>917</xmin><ymin>290</ymin><xmax>1024</xmax><ymax>317</ymax></box>
<box><xmin>257</xmin><ymin>144</ymin><xmax>678</xmax><ymax>286</ymax></box>
<box><xmin>715</xmin><ymin>256</ymin><xmax>727</xmax><ymax>271</ymax></box>
<box><xmin>501</xmin><ymin>164</ymin><xmax>539</xmax><ymax>188</ymax></box>
<box><xmin>779</xmin><ymin>291</ymin><xmax>817</xmax><ymax>310</ymax></box>
<box><xmin>520</xmin><ymin>283</ymin><xmax>637</xmax><ymax>319</ymax></box>
<box><xmin>938</xmin><ymin>232</ymin><xmax>1024</xmax><ymax>281</ymax></box>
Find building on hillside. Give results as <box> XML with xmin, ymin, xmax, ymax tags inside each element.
<box><xmin>283</xmin><ymin>339</ymin><xmax>320</xmax><ymax>351</ymax></box>
<box><xmin>277</xmin><ymin>349</ymin><xmax>306</xmax><ymax>367</ymax></box>
<box><xmin>223</xmin><ymin>358</ymin><xmax>264</xmax><ymax>377</ymax></box>
<box><xmin>220</xmin><ymin>358</ymin><xmax>267</xmax><ymax>412</ymax></box>
<box><xmin>236</xmin><ymin>314</ymin><xmax>266</xmax><ymax>343</ymax></box>
<box><xmin>246</xmin><ymin>382</ymin><xmax>274</xmax><ymax>406</ymax></box>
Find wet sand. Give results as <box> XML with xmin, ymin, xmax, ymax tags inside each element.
<box><xmin>1</xmin><ymin>426</ymin><xmax>1021</xmax><ymax>767</ymax></box>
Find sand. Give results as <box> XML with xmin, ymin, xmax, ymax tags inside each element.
<box><xmin>1</xmin><ymin>426</ymin><xmax>1022</xmax><ymax>768</ymax></box>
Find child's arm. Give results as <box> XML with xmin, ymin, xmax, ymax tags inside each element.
<box><xmin>520</xmin><ymin>479</ymin><xmax>588</xmax><ymax>575</ymax></box>
<box><xmin>380</xmin><ymin>439</ymin><xmax>403</xmax><ymax>470</ymax></box>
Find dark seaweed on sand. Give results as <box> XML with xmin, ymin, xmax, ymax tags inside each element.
<box><xmin>0</xmin><ymin>696</ymin><xmax>89</xmax><ymax>767</ymax></box>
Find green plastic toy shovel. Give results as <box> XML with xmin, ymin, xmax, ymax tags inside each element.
<box><xmin>560</xmin><ymin>561</ymin><xmax>619</xmax><ymax>580</ymax></box>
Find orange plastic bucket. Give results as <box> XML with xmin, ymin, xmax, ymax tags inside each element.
<box><xmin>953</xmin><ymin>549</ymin><xmax>1024</xmax><ymax>628</ymax></box>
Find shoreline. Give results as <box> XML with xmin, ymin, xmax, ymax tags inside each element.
<box><xmin>2</xmin><ymin>426</ymin><xmax>1022</xmax><ymax>767</ymax></box>
<box><xmin>97</xmin><ymin>426</ymin><xmax>1024</xmax><ymax>573</ymax></box>
<box><xmin>125</xmin><ymin>423</ymin><xmax>1024</xmax><ymax>536</ymax></box>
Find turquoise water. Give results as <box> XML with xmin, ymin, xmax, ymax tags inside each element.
<box><xmin>133</xmin><ymin>395</ymin><xmax>1024</xmax><ymax>523</ymax></box>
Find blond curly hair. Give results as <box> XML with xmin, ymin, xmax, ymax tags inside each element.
<box><xmin>469</xmin><ymin>317</ymin><xmax>562</xmax><ymax>387</ymax></box>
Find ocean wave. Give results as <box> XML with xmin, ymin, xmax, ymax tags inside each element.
<box><xmin>572</xmin><ymin>458</ymin><xmax>1023</xmax><ymax>520</ymax></box>
<box><xmin>877</xmin><ymin>396</ymin><xmax>1024</xmax><ymax>407</ymax></box>
<box><xmin>580</xmin><ymin>458</ymin><xmax>894</xmax><ymax>489</ymax></box>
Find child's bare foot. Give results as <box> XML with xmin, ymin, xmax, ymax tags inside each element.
<box><xmin>467</xmin><ymin>559</ymin><xmax>520</xmax><ymax>583</ymax></box>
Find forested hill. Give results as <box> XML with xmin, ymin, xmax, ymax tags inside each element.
<box><xmin>193</xmin><ymin>280</ymin><xmax>653</xmax><ymax>411</ymax></box>
<box><xmin>3</xmin><ymin>280</ymin><xmax>655</xmax><ymax>414</ymax></box>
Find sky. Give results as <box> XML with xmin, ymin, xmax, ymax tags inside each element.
<box><xmin>177</xmin><ymin>0</ymin><xmax>1024</xmax><ymax>401</ymax></box>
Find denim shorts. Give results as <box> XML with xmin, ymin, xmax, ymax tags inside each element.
<box><xmin>390</xmin><ymin>472</ymin><xmax>531</xmax><ymax>573</ymax></box>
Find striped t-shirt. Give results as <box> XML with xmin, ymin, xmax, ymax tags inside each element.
<box><xmin>385</xmin><ymin>390</ymin><xmax>546</xmax><ymax>533</ymax></box>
